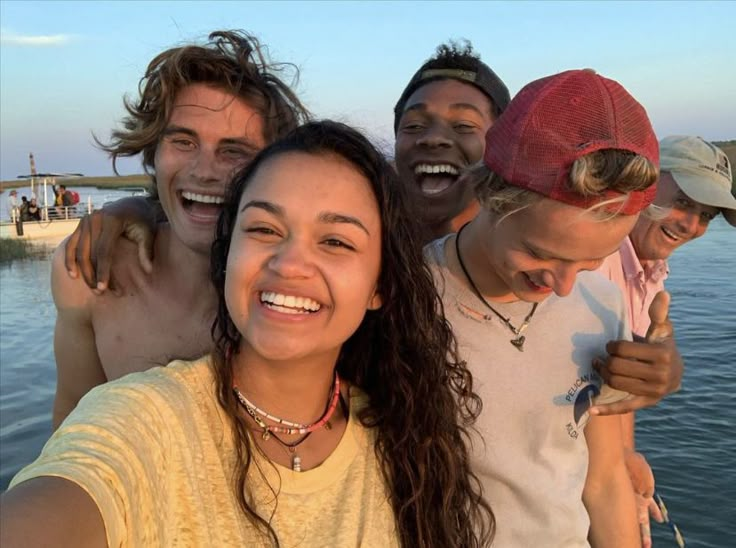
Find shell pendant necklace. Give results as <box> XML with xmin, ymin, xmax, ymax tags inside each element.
<box><xmin>454</xmin><ymin>223</ymin><xmax>538</xmax><ymax>351</ymax></box>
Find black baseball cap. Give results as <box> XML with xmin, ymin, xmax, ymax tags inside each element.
<box><xmin>394</xmin><ymin>59</ymin><xmax>510</xmax><ymax>132</ymax></box>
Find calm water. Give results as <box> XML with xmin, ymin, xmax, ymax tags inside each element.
<box><xmin>0</xmin><ymin>217</ymin><xmax>734</xmax><ymax>546</ymax></box>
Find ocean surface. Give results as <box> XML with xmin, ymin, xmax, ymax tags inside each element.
<box><xmin>0</xmin><ymin>216</ymin><xmax>733</xmax><ymax>546</ymax></box>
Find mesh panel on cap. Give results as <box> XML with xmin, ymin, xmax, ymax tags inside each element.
<box><xmin>483</xmin><ymin>69</ymin><xmax>659</xmax><ymax>214</ymax></box>
<box><xmin>523</xmin><ymin>73</ymin><xmax>615</xmax><ymax>200</ymax></box>
<box><xmin>612</xmin><ymin>80</ymin><xmax>660</xmax><ymax>164</ymax></box>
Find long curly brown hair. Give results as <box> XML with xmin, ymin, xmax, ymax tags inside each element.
<box><xmin>96</xmin><ymin>30</ymin><xmax>310</xmax><ymax>195</ymax></box>
<box><xmin>210</xmin><ymin>121</ymin><xmax>494</xmax><ymax>547</ymax></box>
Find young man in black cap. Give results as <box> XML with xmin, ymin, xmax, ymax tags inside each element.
<box><xmin>393</xmin><ymin>40</ymin><xmax>509</xmax><ymax>241</ymax></box>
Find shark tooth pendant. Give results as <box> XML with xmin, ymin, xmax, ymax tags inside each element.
<box><xmin>510</xmin><ymin>336</ymin><xmax>526</xmax><ymax>351</ymax></box>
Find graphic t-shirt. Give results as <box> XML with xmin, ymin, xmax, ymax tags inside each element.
<box><xmin>426</xmin><ymin>236</ymin><xmax>631</xmax><ymax>547</ymax></box>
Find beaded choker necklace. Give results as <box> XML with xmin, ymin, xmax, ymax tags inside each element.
<box><xmin>233</xmin><ymin>372</ymin><xmax>342</xmax><ymax>472</ymax></box>
<box><xmin>454</xmin><ymin>223</ymin><xmax>538</xmax><ymax>352</ymax></box>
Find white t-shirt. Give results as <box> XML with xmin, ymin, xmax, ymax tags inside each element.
<box><xmin>426</xmin><ymin>236</ymin><xmax>631</xmax><ymax>547</ymax></box>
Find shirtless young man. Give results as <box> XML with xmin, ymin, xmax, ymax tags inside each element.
<box><xmin>51</xmin><ymin>31</ymin><xmax>308</xmax><ymax>428</ymax></box>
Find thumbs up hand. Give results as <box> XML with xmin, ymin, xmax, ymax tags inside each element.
<box><xmin>644</xmin><ymin>291</ymin><xmax>674</xmax><ymax>343</ymax></box>
<box><xmin>591</xmin><ymin>291</ymin><xmax>684</xmax><ymax>416</ymax></box>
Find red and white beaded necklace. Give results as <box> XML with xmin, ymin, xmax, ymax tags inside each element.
<box><xmin>233</xmin><ymin>372</ymin><xmax>342</xmax><ymax>472</ymax></box>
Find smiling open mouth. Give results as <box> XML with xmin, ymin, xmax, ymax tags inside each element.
<box><xmin>524</xmin><ymin>273</ymin><xmax>553</xmax><ymax>293</ymax></box>
<box><xmin>413</xmin><ymin>163</ymin><xmax>459</xmax><ymax>195</ymax></box>
<box><xmin>180</xmin><ymin>191</ymin><xmax>225</xmax><ymax>218</ymax></box>
<box><xmin>260</xmin><ymin>291</ymin><xmax>322</xmax><ymax>315</ymax></box>
<box><xmin>661</xmin><ymin>226</ymin><xmax>681</xmax><ymax>242</ymax></box>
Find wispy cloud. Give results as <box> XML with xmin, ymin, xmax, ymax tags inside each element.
<box><xmin>0</xmin><ymin>29</ymin><xmax>75</xmax><ymax>47</ymax></box>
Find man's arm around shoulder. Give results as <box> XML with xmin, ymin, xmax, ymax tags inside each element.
<box><xmin>51</xmin><ymin>241</ymin><xmax>108</xmax><ymax>430</ymax></box>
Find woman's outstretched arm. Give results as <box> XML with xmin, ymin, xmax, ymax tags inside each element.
<box><xmin>1</xmin><ymin>476</ymin><xmax>107</xmax><ymax>548</ymax></box>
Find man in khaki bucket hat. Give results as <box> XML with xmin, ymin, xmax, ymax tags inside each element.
<box><xmin>597</xmin><ymin>135</ymin><xmax>734</xmax><ymax>546</ymax></box>
<box><xmin>620</xmin><ymin>136</ymin><xmax>734</xmax><ymax>322</ymax></box>
<box><xmin>602</xmin><ymin>135</ymin><xmax>734</xmax><ymax>340</ymax></box>
<box><xmin>657</xmin><ymin>135</ymin><xmax>736</xmax><ymax>225</ymax></box>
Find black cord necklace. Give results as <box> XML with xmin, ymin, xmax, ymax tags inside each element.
<box><xmin>237</xmin><ymin>389</ymin><xmax>349</xmax><ymax>472</ymax></box>
<box><xmin>454</xmin><ymin>222</ymin><xmax>538</xmax><ymax>352</ymax></box>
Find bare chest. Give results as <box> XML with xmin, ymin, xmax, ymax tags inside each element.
<box><xmin>91</xmin><ymin>289</ymin><xmax>215</xmax><ymax>380</ymax></box>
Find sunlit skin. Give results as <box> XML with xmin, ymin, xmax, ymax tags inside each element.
<box><xmin>47</xmin><ymin>85</ymin><xmax>270</xmax><ymax>431</ymax></box>
<box><xmin>629</xmin><ymin>172</ymin><xmax>720</xmax><ymax>263</ymax></box>
<box><xmin>457</xmin><ymin>198</ymin><xmax>639</xmax><ymax>303</ymax></box>
<box><xmin>155</xmin><ymin>83</ymin><xmax>266</xmax><ymax>255</ymax></box>
<box><xmin>394</xmin><ymin>79</ymin><xmax>495</xmax><ymax>238</ymax></box>
<box><xmin>225</xmin><ymin>151</ymin><xmax>383</xmax><ymax>373</ymax></box>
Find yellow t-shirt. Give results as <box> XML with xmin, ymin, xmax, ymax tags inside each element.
<box><xmin>10</xmin><ymin>357</ymin><xmax>399</xmax><ymax>547</ymax></box>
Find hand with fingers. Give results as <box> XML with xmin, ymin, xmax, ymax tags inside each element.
<box><xmin>592</xmin><ymin>291</ymin><xmax>684</xmax><ymax>415</ymax></box>
<box><xmin>624</xmin><ymin>449</ymin><xmax>664</xmax><ymax>548</ymax></box>
<box><xmin>64</xmin><ymin>197</ymin><xmax>159</xmax><ymax>293</ymax></box>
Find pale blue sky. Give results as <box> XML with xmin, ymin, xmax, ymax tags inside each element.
<box><xmin>1</xmin><ymin>0</ymin><xmax>734</xmax><ymax>180</ymax></box>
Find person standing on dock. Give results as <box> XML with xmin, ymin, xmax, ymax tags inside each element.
<box><xmin>49</xmin><ymin>30</ymin><xmax>308</xmax><ymax>428</ymax></box>
<box><xmin>6</xmin><ymin>189</ymin><xmax>19</xmax><ymax>221</ymax></box>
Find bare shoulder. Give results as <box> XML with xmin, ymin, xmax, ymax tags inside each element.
<box><xmin>51</xmin><ymin>240</ymin><xmax>95</xmax><ymax>314</ymax></box>
<box><xmin>51</xmin><ymin>237</ymin><xmax>150</xmax><ymax>313</ymax></box>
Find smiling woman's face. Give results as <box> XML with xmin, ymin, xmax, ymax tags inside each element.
<box><xmin>394</xmin><ymin>79</ymin><xmax>494</xmax><ymax>230</ymax></box>
<box><xmin>225</xmin><ymin>151</ymin><xmax>383</xmax><ymax>364</ymax></box>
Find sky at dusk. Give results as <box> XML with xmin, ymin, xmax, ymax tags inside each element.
<box><xmin>1</xmin><ymin>0</ymin><xmax>734</xmax><ymax>180</ymax></box>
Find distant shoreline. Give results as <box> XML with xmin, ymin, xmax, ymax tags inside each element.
<box><xmin>0</xmin><ymin>173</ymin><xmax>152</xmax><ymax>192</ymax></box>
<box><xmin>2</xmin><ymin>140</ymin><xmax>733</xmax><ymax>191</ymax></box>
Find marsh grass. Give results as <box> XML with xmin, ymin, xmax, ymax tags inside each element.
<box><xmin>0</xmin><ymin>238</ymin><xmax>52</xmax><ymax>263</ymax></box>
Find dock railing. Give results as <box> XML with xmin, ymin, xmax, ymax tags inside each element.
<box><xmin>8</xmin><ymin>198</ymin><xmax>94</xmax><ymax>224</ymax></box>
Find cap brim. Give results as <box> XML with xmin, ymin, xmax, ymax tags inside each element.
<box><xmin>671</xmin><ymin>172</ymin><xmax>736</xmax><ymax>227</ymax></box>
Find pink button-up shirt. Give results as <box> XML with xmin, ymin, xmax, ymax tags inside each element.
<box><xmin>598</xmin><ymin>237</ymin><xmax>669</xmax><ymax>338</ymax></box>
